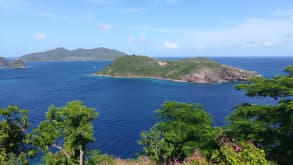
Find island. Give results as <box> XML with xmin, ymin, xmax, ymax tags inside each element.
<box><xmin>9</xmin><ymin>59</ymin><xmax>26</xmax><ymax>68</ymax></box>
<box><xmin>0</xmin><ymin>57</ymin><xmax>8</xmax><ymax>67</ymax></box>
<box><xmin>19</xmin><ymin>47</ymin><xmax>127</xmax><ymax>62</ymax></box>
<box><xmin>0</xmin><ymin>57</ymin><xmax>26</xmax><ymax>69</ymax></box>
<box><xmin>96</xmin><ymin>56</ymin><xmax>257</xmax><ymax>83</ymax></box>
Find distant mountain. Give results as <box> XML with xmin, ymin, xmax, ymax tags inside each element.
<box><xmin>97</xmin><ymin>55</ymin><xmax>257</xmax><ymax>83</ymax></box>
<box><xmin>19</xmin><ymin>47</ymin><xmax>128</xmax><ymax>62</ymax></box>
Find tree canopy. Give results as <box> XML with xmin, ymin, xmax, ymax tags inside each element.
<box><xmin>0</xmin><ymin>105</ymin><xmax>30</xmax><ymax>164</ymax></box>
<box><xmin>139</xmin><ymin>101</ymin><xmax>221</xmax><ymax>163</ymax></box>
<box><xmin>29</xmin><ymin>100</ymin><xmax>98</xmax><ymax>165</ymax></box>
<box><xmin>226</xmin><ymin>65</ymin><xmax>293</xmax><ymax>164</ymax></box>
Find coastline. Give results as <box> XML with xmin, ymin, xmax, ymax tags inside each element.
<box><xmin>94</xmin><ymin>74</ymin><xmax>238</xmax><ymax>84</ymax></box>
<box><xmin>0</xmin><ymin>66</ymin><xmax>28</xmax><ymax>69</ymax></box>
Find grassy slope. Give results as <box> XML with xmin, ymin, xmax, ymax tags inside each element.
<box><xmin>99</xmin><ymin>56</ymin><xmax>215</xmax><ymax>77</ymax></box>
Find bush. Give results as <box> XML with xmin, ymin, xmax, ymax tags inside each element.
<box><xmin>86</xmin><ymin>150</ymin><xmax>114</xmax><ymax>165</ymax></box>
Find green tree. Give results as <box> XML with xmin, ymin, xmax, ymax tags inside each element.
<box><xmin>0</xmin><ymin>105</ymin><xmax>30</xmax><ymax>164</ymax></box>
<box><xmin>225</xmin><ymin>65</ymin><xmax>293</xmax><ymax>164</ymax></box>
<box><xmin>139</xmin><ymin>101</ymin><xmax>221</xmax><ymax>163</ymax></box>
<box><xmin>29</xmin><ymin>100</ymin><xmax>98</xmax><ymax>165</ymax></box>
<box><xmin>138</xmin><ymin>127</ymin><xmax>174</xmax><ymax>162</ymax></box>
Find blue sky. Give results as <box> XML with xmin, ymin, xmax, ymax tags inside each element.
<box><xmin>1</xmin><ymin>0</ymin><xmax>293</xmax><ymax>57</ymax></box>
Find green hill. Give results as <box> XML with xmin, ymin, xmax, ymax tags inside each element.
<box><xmin>97</xmin><ymin>55</ymin><xmax>257</xmax><ymax>83</ymax></box>
<box><xmin>19</xmin><ymin>47</ymin><xmax>127</xmax><ymax>62</ymax></box>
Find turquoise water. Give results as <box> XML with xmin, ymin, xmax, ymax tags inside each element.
<box><xmin>0</xmin><ymin>57</ymin><xmax>292</xmax><ymax>158</ymax></box>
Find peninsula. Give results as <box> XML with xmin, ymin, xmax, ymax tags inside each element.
<box><xmin>97</xmin><ymin>56</ymin><xmax>257</xmax><ymax>83</ymax></box>
<box><xmin>19</xmin><ymin>47</ymin><xmax>127</xmax><ymax>62</ymax></box>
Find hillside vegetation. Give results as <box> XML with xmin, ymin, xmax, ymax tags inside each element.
<box><xmin>19</xmin><ymin>47</ymin><xmax>127</xmax><ymax>62</ymax></box>
<box><xmin>97</xmin><ymin>55</ymin><xmax>257</xmax><ymax>83</ymax></box>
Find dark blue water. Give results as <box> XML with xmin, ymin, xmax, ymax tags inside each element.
<box><xmin>0</xmin><ymin>57</ymin><xmax>292</xmax><ymax>158</ymax></box>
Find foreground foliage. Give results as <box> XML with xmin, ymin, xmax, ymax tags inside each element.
<box><xmin>138</xmin><ymin>102</ymin><xmax>221</xmax><ymax>163</ymax></box>
<box><xmin>0</xmin><ymin>105</ymin><xmax>30</xmax><ymax>164</ymax></box>
<box><xmin>225</xmin><ymin>65</ymin><xmax>293</xmax><ymax>164</ymax></box>
<box><xmin>138</xmin><ymin>102</ymin><xmax>271</xmax><ymax>165</ymax></box>
<box><xmin>216</xmin><ymin>135</ymin><xmax>271</xmax><ymax>165</ymax></box>
<box><xmin>29</xmin><ymin>101</ymin><xmax>98</xmax><ymax>165</ymax></box>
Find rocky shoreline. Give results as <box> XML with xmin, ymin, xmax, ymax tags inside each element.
<box><xmin>95</xmin><ymin>73</ymin><xmax>254</xmax><ymax>84</ymax></box>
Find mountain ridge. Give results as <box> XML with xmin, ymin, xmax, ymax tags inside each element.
<box><xmin>19</xmin><ymin>47</ymin><xmax>128</xmax><ymax>62</ymax></box>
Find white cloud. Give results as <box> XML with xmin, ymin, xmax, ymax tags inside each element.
<box><xmin>263</xmin><ymin>40</ymin><xmax>276</xmax><ymax>46</ymax></box>
<box><xmin>128</xmin><ymin>33</ymin><xmax>146</xmax><ymax>43</ymax></box>
<box><xmin>161</xmin><ymin>41</ymin><xmax>179</xmax><ymax>49</ymax></box>
<box><xmin>141</xmin><ymin>10</ymin><xmax>293</xmax><ymax>51</ymax></box>
<box><xmin>240</xmin><ymin>40</ymin><xmax>282</xmax><ymax>48</ymax></box>
<box><xmin>96</xmin><ymin>23</ymin><xmax>112</xmax><ymax>30</ymax></box>
<box><xmin>33</xmin><ymin>33</ymin><xmax>47</xmax><ymax>40</ymax></box>
<box><xmin>185</xmin><ymin>17</ymin><xmax>293</xmax><ymax>50</ymax></box>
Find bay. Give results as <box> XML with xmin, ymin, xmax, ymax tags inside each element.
<box><xmin>0</xmin><ymin>57</ymin><xmax>292</xmax><ymax>158</ymax></box>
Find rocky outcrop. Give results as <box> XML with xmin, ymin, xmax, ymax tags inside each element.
<box><xmin>180</xmin><ymin>66</ymin><xmax>256</xmax><ymax>83</ymax></box>
<box><xmin>9</xmin><ymin>59</ymin><xmax>26</xmax><ymax>68</ymax></box>
<box><xmin>0</xmin><ymin>57</ymin><xmax>8</xmax><ymax>67</ymax></box>
<box><xmin>0</xmin><ymin>57</ymin><xmax>26</xmax><ymax>69</ymax></box>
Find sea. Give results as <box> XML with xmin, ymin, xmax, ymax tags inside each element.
<box><xmin>0</xmin><ymin>57</ymin><xmax>292</xmax><ymax>160</ymax></box>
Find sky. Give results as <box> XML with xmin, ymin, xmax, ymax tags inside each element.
<box><xmin>1</xmin><ymin>0</ymin><xmax>293</xmax><ymax>57</ymax></box>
